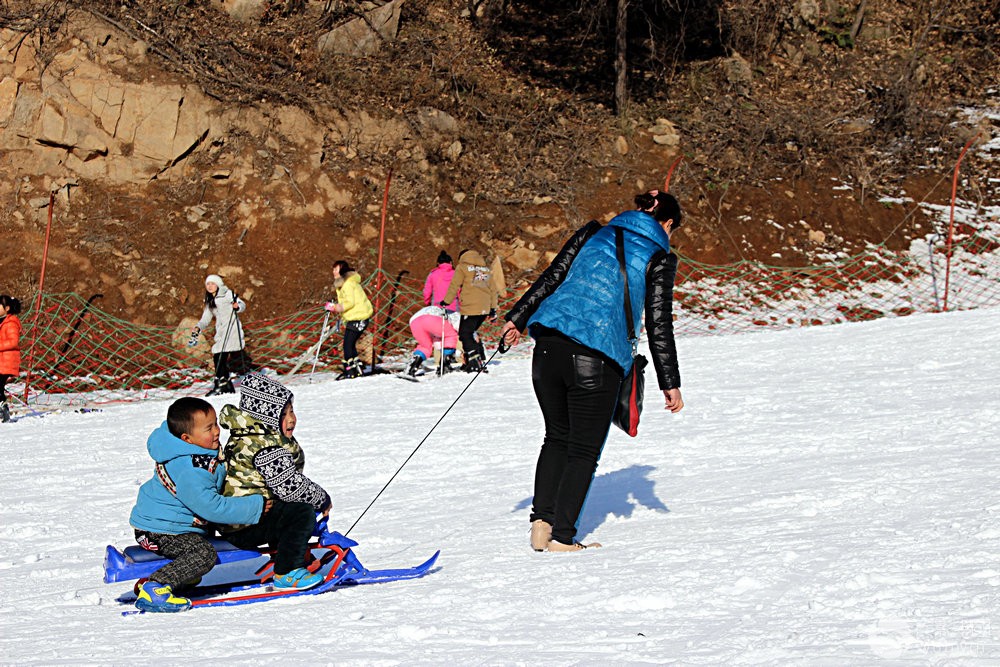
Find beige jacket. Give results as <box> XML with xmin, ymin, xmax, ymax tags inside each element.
<box><xmin>443</xmin><ymin>249</ymin><xmax>499</xmax><ymax>316</ymax></box>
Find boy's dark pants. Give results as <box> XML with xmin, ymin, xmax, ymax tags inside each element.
<box><xmin>224</xmin><ymin>499</ymin><xmax>316</xmax><ymax>576</ymax></box>
<box><xmin>529</xmin><ymin>333</ymin><xmax>620</xmax><ymax>545</ymax></box>
<box><xmin>134</xmin><ymin>530</ymin><xmax>218</xmax><ymax>590</ymax></box>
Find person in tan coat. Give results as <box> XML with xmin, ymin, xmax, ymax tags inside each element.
<box><xmin>442</xmin><ymin>249</ymin><xmax>499</xmax><ymax>373</ymax></box>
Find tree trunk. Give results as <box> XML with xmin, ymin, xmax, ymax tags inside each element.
<box><xmin>614</xmin><ymin>0</ymin><xmax>629</xmax><ymax>116</ymax></box>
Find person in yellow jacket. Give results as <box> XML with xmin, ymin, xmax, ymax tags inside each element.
<box><xmin>442</xmin><ymin>248</ymin><xmax>499</xmax><ymax>373</ymax></box>
<box><xmin>324</xmin><ymin>260</ymin><xmax>374</xmax><ymax>379</ymax></box>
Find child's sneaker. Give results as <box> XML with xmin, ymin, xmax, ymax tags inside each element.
<box><xmin>135</xmin><ymin>581</ymin><xmax>192</xmax><ymax>613</ymax></box>
<box><xmin>272</xmin><ymin>567</ymin><xmax>324</xmax><ymax>591</ymax></box>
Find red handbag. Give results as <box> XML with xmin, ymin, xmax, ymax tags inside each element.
<box><xmin>611</xmin><ymin>227</ymin><xmax>646</xmax><ymax>437</ymax></box>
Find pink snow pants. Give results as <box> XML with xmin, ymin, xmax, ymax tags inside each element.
<box><xmin>410</xmin><ymin>314</ymin><xmax>457</xmax><ymax>358</ymax></box>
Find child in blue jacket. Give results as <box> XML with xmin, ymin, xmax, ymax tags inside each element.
<box><xmin>128</xmin><ymin>396</ymin><xmax>265</xmax><ymax>612</ymax></box>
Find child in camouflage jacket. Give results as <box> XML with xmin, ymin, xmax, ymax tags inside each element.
<box><xmin>217</xmin><ymin>372</ymin><xmax>332</xmax><ymax>590</ymax></box>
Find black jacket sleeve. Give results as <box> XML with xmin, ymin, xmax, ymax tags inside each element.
<box><xmin>644</xmin><ymin>250</ymin><xmax>681</xmax><ymax>390</ymax></box>
<box><xmin>504</xmin><ymin>220</ymin><xmax>602</xmax><ymax>330</ymax></box>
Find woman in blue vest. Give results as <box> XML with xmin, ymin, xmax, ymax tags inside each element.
<box><xmin>500</xmin><ymin>190</ymin><xmax>685</xmax><ymax>552</ymax></box>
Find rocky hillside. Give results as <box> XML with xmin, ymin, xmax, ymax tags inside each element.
<box><xmin>1</xmin><ymin>0</ymin><xmax>997</xmax><ymax>326</ymax></box>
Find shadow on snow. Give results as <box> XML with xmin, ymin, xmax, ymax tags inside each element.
<box><xmin>512</xmin><ymin>464</ymin><xmax>670</xmax><ymax>539</ymax></box>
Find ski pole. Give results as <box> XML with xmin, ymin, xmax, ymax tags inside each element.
<box><xmin>309</xmin><ymin>310</ymin><xmax>332</xmax><ymax>383</ymax></box>
<box><xmin>232</xmin><ymin>294</ymin><xmax>248</xmax><ymax>376</ymax></box>
<box><xmin>438</xmin><ymin>311</ymin><xmax>448</xmax><ymax>377</ymax></box>
<box><xmin>344</xmin><ymin>344</ymin><xmax>503</xmax><ymax>538</ymax></box>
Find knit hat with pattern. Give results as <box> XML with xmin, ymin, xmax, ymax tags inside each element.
<box><xmin>238</xmin><ymin>372</ymin><xmax>292</xmax><ymax>430</ymax></box>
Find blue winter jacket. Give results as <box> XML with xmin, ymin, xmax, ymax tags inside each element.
<box><xmin>507</xmin><ymin>210</ymin><xmax>680</xmax><ymax>388</ymax></box>
<box><xmin>129</xmin><ymin>421</ymin><xmax>264</xmax><ymax>535</ymax></box>
<box><xmin>525</xmin><ymin>210</ymin><xmax>670</xmax><ymax>374</ymax></box>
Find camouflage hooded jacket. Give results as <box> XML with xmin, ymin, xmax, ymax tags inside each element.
<box><xmin>217</xmin><ymin>403</ymin><xmax>331</xmax><ymax>532</ymax></box>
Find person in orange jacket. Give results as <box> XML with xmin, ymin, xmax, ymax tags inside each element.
<box><xmin>0</xmin><ymin>294</ymin><xmax>23</xmax><ymax>423</ymax></box>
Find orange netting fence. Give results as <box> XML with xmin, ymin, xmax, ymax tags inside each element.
<box><xmin>7</xmin><ymin>197</ymin><xmax>999</xmax><ymax>411</ymax></box>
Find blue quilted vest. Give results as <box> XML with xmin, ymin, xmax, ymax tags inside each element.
<box><xmin>527</xmin><ymin>210</ymin><xmax>670</xmax><ymax>374</ymax></box>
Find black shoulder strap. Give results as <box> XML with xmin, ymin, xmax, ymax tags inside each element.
<box><xmin>614</xmin><ymin>227</ymin><xmax>637</xmax><ymax>343</ymax></box>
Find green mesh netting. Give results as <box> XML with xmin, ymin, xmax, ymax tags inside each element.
<box><xmin>9</xmin><ymin>214</ymin><xmax>999</xmax><ymax>409</ymax></box>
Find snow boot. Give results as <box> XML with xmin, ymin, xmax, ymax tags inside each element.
<box><xmin>0</xmin><ymin>401</ymin><xmax>9</xmax><ymax>423</ymax></box>
<box><xmin>530</xmin><ymin>520</ymin><xmax>552</xmax><ymax>552</ymax></box>
<box><xmin>273</xmin><ymin>567</ymin><xmax>324</xmax><ymax>591</ymax></box>
<box><xmin>135</xmin><ymin>581</ymin><xmax>192</xmax><ymax>613</ymax></box>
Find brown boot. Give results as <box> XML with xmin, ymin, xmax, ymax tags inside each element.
<box><xmin>547</xmin><ymin>539</ymin><xmax>602</xmax><ymax>552</ymax></box>
<box><xmin>530</xmin><ymin>520</ymin><xmax>552</xmax><ymax>552</ymax></box>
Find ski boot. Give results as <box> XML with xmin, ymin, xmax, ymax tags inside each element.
<box><xmin>0</xmin><ymin>401</ymin><xmax>10</xmax><ymax>423</ymax></box>
<box><xmin>338</xmin><ymin>358</ymin><xmax>363</xmax><ymax>380</ymax></box>
<box><xmin>407</xmin><ymin>353</ymin><xmax>425</xmax><ymax>377</ymax></box>
<box><xmin>461</xmin><ymin>354</ymin><xmax>487</xmax><ymax>374</ymax></box>
<box><xmin>206</xmin><ymin>377</ymin><xmax>235</xmax><ymax>396</ymax></box>
<box><xmin>437</xmin><ymin>352</ymin><xmax>457</xmax><ymax>376</ymax></box>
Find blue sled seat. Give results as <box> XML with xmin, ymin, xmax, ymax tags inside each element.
<box><xmin>122</xmin><ymin>538</ymin><xmax>243</xmax><ymax>563</ymax></box>
<box><xmin>104</xmin><ymin>538</ymin><xmax>261</xmax><ymax>584</ymax></box>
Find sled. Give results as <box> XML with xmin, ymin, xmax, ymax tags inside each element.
<box><xmin>104</xmin><ymin>520</ymin><xmax>439</xmax><ymax>611</ymax></box>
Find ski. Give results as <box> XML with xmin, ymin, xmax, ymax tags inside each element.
<box><xmin>397</xmin><ymin>367</ymin><xmax>430</xmax><ymax>382</ymax></box>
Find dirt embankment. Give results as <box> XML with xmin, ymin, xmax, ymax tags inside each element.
<box><xmin>2</xmin><ymin>0</ymin><xmax>996</xmax><ymax>326</ymax></box>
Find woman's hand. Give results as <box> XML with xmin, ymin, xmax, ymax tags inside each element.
<box><xmin>663</xmin><ymin>388</ymin><xmax>684</xmax><ymax>413</ymax></box>
<box><xmin>500</xmin><ymin>320</ymin><xmax>520</xmax><ymax>349</ymax></box>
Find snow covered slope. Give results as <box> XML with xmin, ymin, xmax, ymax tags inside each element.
<box><xmin>2</xmin><ymin>308</ymin><xmax>998</xmax><ymax>664</ymax></box>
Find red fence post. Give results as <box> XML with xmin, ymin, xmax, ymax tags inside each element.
<box><xmin>943</xmin><ymin>132</ymin><xmax>982</xmax><ymax>312</ymax></box>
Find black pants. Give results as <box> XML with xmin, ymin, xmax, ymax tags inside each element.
<box><xmin>213</xmin><ymin>350</ymin><xmax>252</xmax><ymax>379</ymax></box>
<box><xmin>223</xmin><ymin>499</ymin><xmax>316</xmax><ymax>576</ymax></box>
<box><xmin>530</xmin><ymin>333</ymin><xmax>622</xmax><ymax>545</ymax></box>
<box><xmin>343</xmin><ymin>319</ymin><xmax>369</xmax><ymax>363</ymax></box>
<box><xmin>0</xmin><ymin>373</ymin><xmax>10</xmax><ymax>402</ymax></box>
<box><xmin>458</xmin><ymin>315</ymin><xmax>487</xmax><ymax>363</ymax></box>
<box><xmin>134</xmin><ymin>530</ymin><xmax>218</xmax><ymax>590</ymax></box>
<box><xmin>213</xmin><ymin>351</ymin><xmax>234</xmax><ymax>380</ymax></box>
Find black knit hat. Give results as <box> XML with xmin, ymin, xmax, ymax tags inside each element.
<box><xmin>239</xmin><ymin>372</ymin><xmax>293</xmax><ymax>430</ymax></box>
<box><xmin>437</xmin><ymin>250</ymin><xmax>452</xmax><ymax>264</ymax></box>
